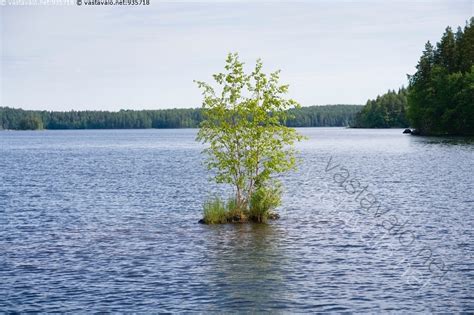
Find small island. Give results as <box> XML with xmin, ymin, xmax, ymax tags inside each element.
<box><xmin>195</xmin><ymin>53</ymin><xmax>304</xmax><ymax>224</ymax></box>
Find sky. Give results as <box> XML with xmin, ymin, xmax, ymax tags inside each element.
<box><xmin>0</xmin><ymin>0</ymin><xmax>472</xmax><ymax>111</ymax></box>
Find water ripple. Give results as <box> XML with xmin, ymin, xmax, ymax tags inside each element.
<box><xmin>0</xmin><ymin>128</ymin><xmax>473</xmax><ymax>312</ymax></box>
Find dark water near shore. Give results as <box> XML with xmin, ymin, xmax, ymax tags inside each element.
<box><xmin>1</xmin><ymin>128</ymin><xmax>473</xmax><ymax>312</ymax></box>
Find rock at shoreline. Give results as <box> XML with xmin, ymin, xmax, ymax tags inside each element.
<box><xmin>403</xmin><ymin>128</ymin><xmax>412</xmax><ymax>134</ymax></box>
<box><xmin>268</xmin><ymin>212</ymin><xmax>280</xmax><ymax>220</ymax></box>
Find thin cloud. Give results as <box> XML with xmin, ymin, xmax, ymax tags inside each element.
<box><xmin>0</xmin><ymin>1</ymin><xmax>471</xmax><ymax>110</ymax></box>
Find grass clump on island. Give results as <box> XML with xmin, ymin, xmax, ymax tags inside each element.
<box><xmin>203</xmin><ymin>185</ymin><xmax>282</xmax><ymax>224</ymax></box>
<box><xmin>195</xmin><ymin>53</ymin><xmax>304</xmax><ymax>224</ymax></box>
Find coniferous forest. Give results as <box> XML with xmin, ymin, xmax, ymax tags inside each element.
<box><xmin>407</xmin><ymin>18</ymin><xmax>474</xmax><ymax>135</ymax></box>
<box><xmin>351</xmin><ymin>88</ymin><xmax>409</xmax><ymax>128</ymax></box>
<box><xmin>344</xmin><ymin>19</ymin><xmax>473</xmax><ymax>134</ymax></box>
<box><xmin>0</xmin><ymin>105</ymin><xmax>363</xmax><ymax>130</ymax></box>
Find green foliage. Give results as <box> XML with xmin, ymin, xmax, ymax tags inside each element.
<box><xmin>203</xmin><ymin>197</ymin><xmax>229</xmax><ymax>224</ymax></box>
<box><xmin>407</xmin><ymin>18</ymin><xmax>474</xmax><ymax>135</ymax></box>
<box><xmin>0</xmin><ymin>106</ymin><xmax>362</xmax><ymax>130</ymax></box>
<box><xmin>0</xmin><ymin>107</ymin><xmax>202</xmax><ymax>130</ymax></box>
<box><xmin>249</xmin><ymin>184</ymin><xmax>282</xmax><ymax>223</ymax></box>
<box><xmin>18</xmin><ymin>115</ymin><xmax>43</xmax><ymax>130</ymax></box>
<box><xmin>196</xmin><ymin>53</ymin><xmax>303</xmax><ymax>221</ymax></box>
<box><xmin>202</xmin><ymin>196</ymin><xmax>248</xmax><ymax>224</ymax></box>
<box><xmin>286</xmin><ymin>104</ymin><xmax>363</xmax><ymax>127</ymax></box>
<box><xmin>352</xmin><ymin>88</ymin><xmax>409</xmax><ymax>128</ymax></box>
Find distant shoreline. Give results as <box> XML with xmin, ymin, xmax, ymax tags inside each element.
<box><xmin>0</xmin><ymin>105</ymin><xmax>363</xmax><ymax>130</ymax></box>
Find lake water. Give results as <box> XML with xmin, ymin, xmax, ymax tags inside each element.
<box><xmin>1</xmin><ymin>128</ymin><xmax>473</xmax><ymax>312</ymax></box>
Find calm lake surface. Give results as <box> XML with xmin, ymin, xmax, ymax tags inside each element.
<box><xmin>1</xmin><ymin>128</ymin><xmax>473</xmax><ymax>312</ymax></box>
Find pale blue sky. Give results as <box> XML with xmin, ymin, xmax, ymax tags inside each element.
<box><xmin>0</xmin><ymin>0</ymin><xmax>472</xmax><ymax>110</ymax></box>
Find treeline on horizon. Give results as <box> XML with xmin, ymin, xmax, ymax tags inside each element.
<box><xmin>0</xmin><ymin>105</ymin><xmax>363</xmax><ymax>130</ymax></box>
<box><xmin>2</xmin><ymin>21</ymin><xmax>472</xmax><ymax>134</ymax></box>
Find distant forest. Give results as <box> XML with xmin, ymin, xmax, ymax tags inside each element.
<box><xmin>0</xmin><ymin>105</ymin><xmax>363</xmax><ymax>130</ymax></box>
<box><xmin>351</xmin><ymin>88</ymin><xmax>409</xmax><ymax>128</ymax></box>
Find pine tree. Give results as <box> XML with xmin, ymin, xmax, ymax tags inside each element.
<box><xmin>407</xmin><ymin>20</ymin><xmax>474</xmax><ymax>135</ymax></box>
